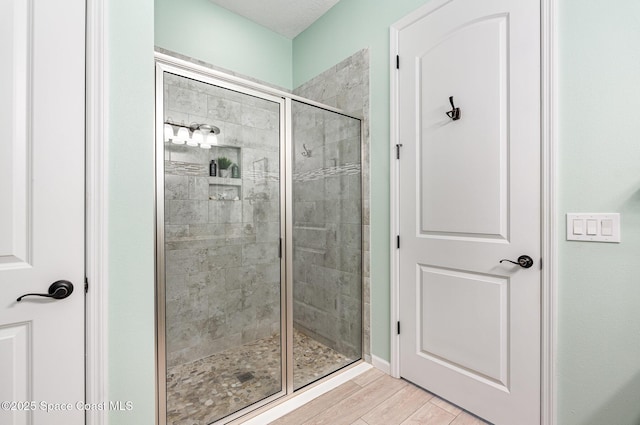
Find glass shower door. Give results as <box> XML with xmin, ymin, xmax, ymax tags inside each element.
<box><xmin>291</xmin><ymin>100</ymin><xmax>363</xmax><ymax>390</ymax></box>
<box><xmin>159</xmin><ymin>70</ymin><xmax>284</xmax><ymax>424</ymax></box>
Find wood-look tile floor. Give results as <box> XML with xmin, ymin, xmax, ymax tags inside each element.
<box><xmin>270</xmin><ymin>368</ymin><xmax>491</xmax><ymax>425</ymax></box>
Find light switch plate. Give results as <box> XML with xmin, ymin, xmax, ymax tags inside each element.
<box><xmin>566</xmin><ymin>213</ymin><xmax>621</xmax><ymax>243</ymax></box>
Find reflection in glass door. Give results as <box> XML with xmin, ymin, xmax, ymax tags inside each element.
<box><xmin>158</xmin><ymin>69</ymin><xmax>284</xmax><ymax>424</ymax></box>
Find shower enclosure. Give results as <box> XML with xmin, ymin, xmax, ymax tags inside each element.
<box><xmin>155</xmin><ymin>55</ymin><xmax>363</xmax><ymax>425</ymax></box>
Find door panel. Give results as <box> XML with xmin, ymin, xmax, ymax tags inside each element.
<box><xmin>0</xmin><ymin>0</ymin><xmax>85</xmax><ymax>424</ymax></box>
<box><xmin>418</xmin><ymin>266</ymin><xmax>508</xmax><ymax>386</ymax></box>
<box><xmin>0</xmin><ymin>323</ymin><xmax>29</xmax><ymax>424</ymax></box>
<box><xmin>398</xmin><ymin>1</ymin><xmax>540</xmax><ymax>424</ymax></box>
<box><xmin>418</xmin><ymin>15</ymin><xmax>508</xmax><ymax>239</ymax></box>
<box><xmin>0</xmin><ymin>0</ymin><xmax>30</xmax><ymax>268</ymax></box>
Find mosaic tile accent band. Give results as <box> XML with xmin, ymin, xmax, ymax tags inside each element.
<box><xmin>293</xmin><ymin>163</ymin><xmax>361</xmax><ymax>183</ymax></box>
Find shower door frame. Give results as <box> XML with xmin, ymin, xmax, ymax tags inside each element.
<box><xmin>154</xmin><ymin>53</ymin><xmax>366</xmax><ymax>425</ymax></box>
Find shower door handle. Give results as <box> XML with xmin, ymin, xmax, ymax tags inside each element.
<box><xmin>16</xmin><ymin>280</ymin><xmax>74</xmax><ymax>302</ymax></box>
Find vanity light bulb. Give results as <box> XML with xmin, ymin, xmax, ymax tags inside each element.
<box><xmin>164</xmin><ymin>124</ymin><xmax>174</xmax><ymax>142</ymax></box>
<box><xmin>187</xmin><ymin>129</ymin><xmax>202</xmax><ymax>147</ymax></box>
<box><xmin>173</xmin><ymin>127</ymin><xmax>189</xmax><ymax>145</ymax></box>
<box><xmin>205</xmin><ymin>133</ymin><xmax>218</xmax><ymax>146</ymax></box>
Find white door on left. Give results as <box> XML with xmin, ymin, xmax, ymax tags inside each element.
<box><xmin>0</xmin><ymin>0</ymin><xmax>85</xmax><ymax>424</ymax></box>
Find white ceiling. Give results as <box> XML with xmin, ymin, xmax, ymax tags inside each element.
<box><xmin>209</xmin><ymin>0</ymin><xmax>341</xmax><ymax>39</ymax></box>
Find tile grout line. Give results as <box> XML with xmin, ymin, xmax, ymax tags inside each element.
<box><xmin>300</xmin><ymin>375</ymin><xmax>407</xmax><ymax>425</ymax></box>
<box><xmin>362</xmin><ymin>383</ymin><xmax>437</xmax><ymax>425</ymax></box>
<box><xmin>353</xmin><ymin>380</ymin><xmax>410</xmax><ymax>424</ymax></box>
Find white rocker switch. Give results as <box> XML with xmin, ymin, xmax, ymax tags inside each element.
<box><xmin>601</xmin><ymin>219</ymin><xmax>613</xmax><ymax>236</ymax></box>
<box><xmin>572</xmin><ymin>219</ymin><xmax>584</xmax><ymax>235</ymax></box>
<box><xmin>566</xmin><ymin>213</ymin><xmax>621</xmax><ymax>243</ymax></box>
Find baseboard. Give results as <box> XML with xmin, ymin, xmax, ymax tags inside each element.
<box><xmin>372</xmin><ymin>355</ymin><xmax>391</xmax><ymax>375</ymax></box>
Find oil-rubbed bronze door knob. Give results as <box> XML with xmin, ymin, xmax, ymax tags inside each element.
<box><xmin>17</xmin><ymin>280</ymin><xmax>74</xmax><ymax>302</ymax></box>
<box><xmin>499</xmin><ymin>255</ymin><xmax>534</xmax><ymax>269</ymax></box>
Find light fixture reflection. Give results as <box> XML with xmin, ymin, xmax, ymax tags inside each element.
<box><xmin>186</xmin><ymin>129</ymin><xmax>201</xmax><ymax>146</ymax></box>
<box><xmin>164</xmin><ymin>124</ymin><xmax>174</xmax><ymax>142</ymax></box>
<box><xmin>174</xmin><ymin>127</ymin><xmax>189</xmax><ymax>145</ymax></box>
<box><xmin>164</xmin><ymin>120</ymin><xmax>221</xmax><ymax>149</ymax></box>
<box><xmin>205</xmin><ymin>132</ymin><xmax>218</xmax><ymax>146</ymax></box>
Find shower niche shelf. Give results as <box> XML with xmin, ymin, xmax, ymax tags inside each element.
<box><xmin>208</xmin><ymin>177</ymin><xmax>242</xmax><ymax>201</ymax></box>
<box><xmin>209</xmin><ymin>145</ymin><xmax>242</xmax><ymax>201</ymax></box>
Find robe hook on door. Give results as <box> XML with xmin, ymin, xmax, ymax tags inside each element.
<box><xmin>446</xmin><ymin>96</ymin><xmax>461</xmax><ymax>121</ymax></box>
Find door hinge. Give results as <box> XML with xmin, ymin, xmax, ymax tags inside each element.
<box><xmin>396</xmin><ymin>143</ymin><xmax>403</xmax><ymax>159</ymax></box>
<box><xmin>396</xmin><ymin>235</ymin><xmax>400</xmax><ymax>249</ymax></box>
<box><xmin>397</xmin><ymin>321</ymin><xmax>401</xmax><ymax>335</ymax></box>
<box><xmin>279</xmin><ymin>238</ymin><xmax>282</xmax><ymax>258</ymax></box>
<box><xmin>84</xmin><ymin>277</ymin><xmax>88</xmax><ymax>294</ymax></box>
<box><xmin>396</xmin><ymin>55</ymin><xmax>400</xmax><ymax>69</ymax></box>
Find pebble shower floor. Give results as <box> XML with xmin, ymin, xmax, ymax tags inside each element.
<box><xmin>166</xmin><ymin>329</ymin><xmax>352</xmax><ymax>424</ymax></box>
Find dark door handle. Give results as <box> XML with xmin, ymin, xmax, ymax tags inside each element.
<box><xmin>17</xmin><ymin>280</ymin><xmax>74</xmax><ymax>302</ymax></box>
<box><xmin>500</xmin><ymin>255</ymin><xmax>534</xmax><ymax>269</ymax></box>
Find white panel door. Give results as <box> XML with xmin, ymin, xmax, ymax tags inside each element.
<box><xmin>397</xmin><ymin>0</ymin><xmax>541</xmax><ymax>424</ymax></box>
<box><xmin>0</xmin><ymin>0</ymin><xmax>85</xmax><ymax>424</ymax></box>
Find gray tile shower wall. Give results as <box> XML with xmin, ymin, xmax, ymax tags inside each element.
<box><xmin>292</xmin><ymin>48</ymin><xmax>370</xmax><ymax>360</ymax></box>
<box><xmin>164</xmin><ymin>73</ymin><xmax>281</xmax><ymax>368</ymax></box>
<box><xmin>291</xmin><ymin>103</ymin><xmax>362</xmax><ymax>360</ymax></box>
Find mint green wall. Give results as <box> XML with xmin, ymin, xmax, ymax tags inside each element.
<box><xmin>293</xmin><ymin>0</ymin><xmax>434</xmax><ymax>361</ymax></box>
<box><xmin>108</xmin><ymin>0</ymin><xmax>156</xmax><ymax>423</ymax></box>
<box><xmin>557</xmin><ymin>1</ymin><xmax>640</xmax><ymax>424</ymax></box>
<box><xmin>155</xmin><ymin>0</ymin><xmax>292</xmax><ymax>89</ymax></box>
